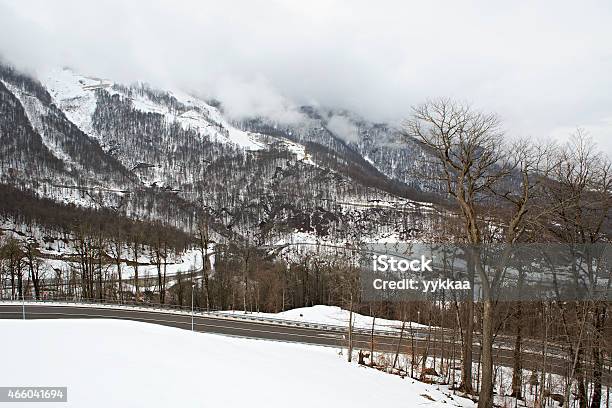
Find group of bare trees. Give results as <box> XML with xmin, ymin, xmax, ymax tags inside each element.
<box><xmin>403</xmin><ymin>98</ymin><xmax>611</xmax><ymax>408</ymax></box>
<box><xmin>0</xmin><ymin>183</ymin><xmax>193</xmax><ymax>302</ymax></box>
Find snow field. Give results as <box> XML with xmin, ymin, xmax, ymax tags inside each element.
<box><xmin>1</xmin><ymin>319</ymin><xmax>476</xmax><ymax>408</ymax></box>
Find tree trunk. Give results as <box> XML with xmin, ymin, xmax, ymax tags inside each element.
<box><xmin>478</xmin><ymin>298</ymin><xmax>494</xmax><ymax>408</ymax></box>
<box><xmin>460</xmin><ymin>251</ymin><xmax>475</xmax><ymax>394</ymax></box>
<box><xmin>156</xmin><ymin>250</ymin><xmax>164</xmax><ymax>304</ymax></box>
<box><xmin>590</xmin><ymin>305</ymin><xmax>605</xmax><ymax>408</ymax></box>
<box><xmin>369</xmin><ymin>314</ymin><xmax>376</xmax><ymax>367</ymax></box>
<box><xmin>510</xmin><ymin>302</ymin><xmax>523</xmax><ymax>399</ymax></box>
<box><xmin>133</xmin><ymin>241</ymin><xmax>139</xmax><ymax>301</ymax></box>
<box><xmin>116</xmin><ymin>256</ymin><xmax>123</xmax><ymax>302</ymax></box>
<box><xmin>576</xmin><ymin>350</ymin><xmax>588</xmax><ymax>408</ymax></box>
<box><xmin>393</xmin><ymin>319</ymin><xmax>406</xmax><ymax>370</ymax></box>
<box><xmin>161</xmin><ymin>244</ymin><xmax>167</xmax><ymax>305</ymax></box>
<box><xmin>460</xmin><ymin>297</ymin><xmax>474</xmax><ymax>394</ymax></box>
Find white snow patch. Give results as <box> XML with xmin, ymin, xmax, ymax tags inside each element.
<box><xmin>39</xmin><ymin>68</ymin><xmax>108</xmax><ymax>141</ymax></box>
<box><xmin>223</xmin><ymin>305</ymin><xmax>428</xmax><ymax>331</ymax></box>
<box><xmin>1</xmin><ymin>79</ymin><xmax>78</xmax><ymax>168</ymax></box>
<box><xmin>40</xmin><ymin>68</ymin><xmax>265</xmax><ymax>151</ymax></box>
<box><xmin>0</xmin><ymin>319</ymin><xmax>474</xmax><ymax>408</ymax></box>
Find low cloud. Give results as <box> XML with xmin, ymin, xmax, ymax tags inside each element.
<box><xmin>326</xmin><ymin>115</ymin><xmax>359</xmax><ymax>143</ymax></box>
<box><xmin>0</xmin><ymin>0</ymin><xmax>610</xmax><ymax>153</ymax></box>
<box><xmin>208</xmin><ymin>76</ymin><xmax>305</xmax><ymax>124</ymax></box>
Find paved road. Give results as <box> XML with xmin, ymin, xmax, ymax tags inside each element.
<box><xmin>1</xmin><ymin>303</ymin><xmax>609</xmax><ymax>387</ymax></box>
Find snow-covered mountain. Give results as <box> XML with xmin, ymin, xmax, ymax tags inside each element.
<box><xmin>0</xmin><ymin>64</ymin><xmax>447</xmax><ymax>245</ymax></box>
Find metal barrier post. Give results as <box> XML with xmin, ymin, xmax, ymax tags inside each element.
<box><xmin>191</xmin><ymin>283</ymin><xmax>196</xmax><ymax>332</ymax></box>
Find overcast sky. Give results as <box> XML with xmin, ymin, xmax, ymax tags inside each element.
<box><xmin>1</xmin><ymin>0</ymin><xmax>611</xmax><ymax>153</ymax></box>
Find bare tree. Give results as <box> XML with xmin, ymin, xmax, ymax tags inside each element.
<box><xmin>24</xmin><ymin>240</ymin><xmax>43</xmax><ymax>300</ymax></box>
<box><xmin>405</xmin><ymin>99</ymin><xmax>555</xmax><ymax>407</ymax></box>
<box><xmin>404</xmin><ymin>99</ymin><xmax>507</xmax><ymax>400</ymax></box>
<box><xmin>109</xmin><ymin>235</ymin><xmax>125</xmax><ymax>302</ymax></box>
<box><xmin>1</xmin><ymin>238</ymin><xmax>24</xmax><ymax>299</ymax></box>
<box><xmin>540</xmin><ymin>133</ymin><xmax>612</xmax><ymax>408</ymax></box>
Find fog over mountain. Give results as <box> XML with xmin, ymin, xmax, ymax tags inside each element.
<box><xmin>0</xmin><ymin>0</ymin><xmax>611</xmax><ymax>153</ymax></box>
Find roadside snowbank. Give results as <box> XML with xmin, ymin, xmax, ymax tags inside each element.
<box><xmin>222</xmin><ymin>304</ymin><xmax>428</xmax><ymax>331</ymax></box>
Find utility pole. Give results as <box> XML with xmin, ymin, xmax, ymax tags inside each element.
<box><xmin>191</xmin><ymin>282</ymin><xmax>196</xmax><ymax>332</ymax></box>
<box><xmin>347</xmin><ymin>292</ymin><xmax>353</xmax><ymax>362</ymax></box>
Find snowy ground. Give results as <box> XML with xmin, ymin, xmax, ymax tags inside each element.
<box><xmin>1</xmin><ymin>319</ymin><xmax>475</xmax><ymax>408</ymax></box>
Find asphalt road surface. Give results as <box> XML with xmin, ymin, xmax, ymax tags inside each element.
<box><xmin>1</xmin><ymin>303</ymin><xmax>609</xmax><ymax>387</ymax></box>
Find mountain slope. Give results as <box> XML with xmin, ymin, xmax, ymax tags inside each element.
<box><xmin>0</xmin><ymin>64</ymin><xmax>445</xmax><ymax>245</ymax></box>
